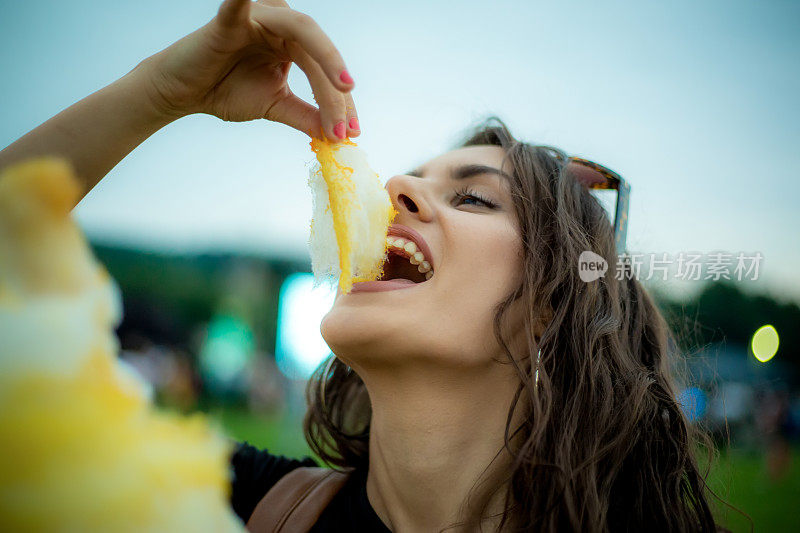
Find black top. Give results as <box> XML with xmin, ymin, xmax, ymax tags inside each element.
<box><xmin>230</xmin><ymin>442</ymin><xmax>391</xmax><ymax>532</ymax></box>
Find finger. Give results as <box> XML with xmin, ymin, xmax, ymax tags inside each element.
<box><xmin>250</xmin><ymin>4</ymin><xmax>355</xmax><ymax>93</ymax></box>
<box><xmin>289</xmin><ymin>42</ymin><xmax>346</xmax><ymax>141</ymax></box>
<box><xmin>265</xmin><ymin>91</ymin><xmax>321</xmax><ymax>138</ymax></box>
<box><xmin>217</xmin><ymin>0</ymin><xmax>250</xmax><ymax>28</ymax></box>
<box><xmin>344</xmin><ymin>91</ymin><xmax>360</xmax><ymax>138</ymax></box>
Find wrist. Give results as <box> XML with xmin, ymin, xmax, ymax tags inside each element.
<box><xmin>122</xmin><ymin>56</ymin><xmax>188</xmax><ymax>125</ymax></box>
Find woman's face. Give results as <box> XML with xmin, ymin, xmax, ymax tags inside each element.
<box><xmin>321</xmin><ymin>145</ymin><xmax>523</xmax><ymax>370</ymax></box>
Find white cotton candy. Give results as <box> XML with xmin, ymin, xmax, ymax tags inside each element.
<box><xmin>307</xmin><ymin>139</ymin><xmax>396</xmax><ymax>294</ymax></box>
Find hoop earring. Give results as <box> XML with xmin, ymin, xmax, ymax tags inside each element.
<box><xmin>534</xmin><ymin>348</ymin><xmax>542</xmax><ymax>386</ymax></box>
<box><xmin>319</xmin><ymin>355</ymin><xmax>336</xmax><ymax>410</ymax></box>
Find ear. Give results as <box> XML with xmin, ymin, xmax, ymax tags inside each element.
<box><xmin>532</xmin><ymin>304</ymin><xmax>553</xmax><ymax>346</ymax></box>
<box><xmin>502</xmin><ymin>297</ymin><xmax>551</xmax><ymax>364</ymax></box>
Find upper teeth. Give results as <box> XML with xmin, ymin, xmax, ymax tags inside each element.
<box><xmin>386</xmin><ymin>236</ymin><xmax>434</xmax><ymax>280</ymax></box>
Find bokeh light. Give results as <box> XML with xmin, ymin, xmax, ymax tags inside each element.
<box><xmin>751</xmin><ymin>324</ymin><xmax>780</xmax><ymax>363</ymax></box>
<box><xmin>677</xmin><ymin>387</ymin><xmax>708</xmax><ymax>422</ymax></box>
<box><xmin>199</xmin><ymin>313</ymin><xmax>254</xmax><ymax>394</ymax></box>
<box><xmin>275</xmin><ymin>273</ymin><xmax>336</xmax><ymax>380</ymax></box>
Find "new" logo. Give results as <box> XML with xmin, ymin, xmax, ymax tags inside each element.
<box><xmin>578</xmin><ymin>251</ymin><xmax>608</xmax><ymax>282</ymax></box>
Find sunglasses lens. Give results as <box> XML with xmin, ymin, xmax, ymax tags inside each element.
<box><xmin>591</xmin><ymin>188</ymin><xmax>619</xmax><ymax>223</ymax></box>
<box><xmin>568</xmin><ymin>158</ymin><xmax>620</xmax><ymax>189</ymax></box>
<box><xmin>567</xmin><ymin>157</ymin><xmax>629</xmax><ymax>252</ymax></box>
<box><xmin>568</xmin><ymin>161</ymin><xmax>611</xmax><ymax>188</ymax></box>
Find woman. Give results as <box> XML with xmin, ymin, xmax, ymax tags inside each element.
<box><xmin>0</xmin><ymin>0</ymin><xmax>723</xmax><ymax>531</ymax></box>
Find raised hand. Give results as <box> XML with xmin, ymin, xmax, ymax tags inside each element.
<box><xmin>143</xmin><ymin>0</ymin><xmax>359</xmax><ymax>141</ymax></box>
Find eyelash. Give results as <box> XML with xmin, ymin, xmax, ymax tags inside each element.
<box><xmin>454</xmin><ymin>186</ymin><xmax>497</xmax><ymax>209</ymax></box>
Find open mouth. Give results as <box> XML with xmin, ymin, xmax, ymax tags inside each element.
<box><xmin>377</xmin><ymin>234</ymin><xmax>434</xmax><ymax>284</ymax></box>
<box><xmin>378</xmin><ymin>248</ymin><xmax>430</xmax><ymax>284</ymax></box>
<box><xmin>349</xmin><ymin>230</ymin><xmax>434</xmax><ymax>293</ymax></box>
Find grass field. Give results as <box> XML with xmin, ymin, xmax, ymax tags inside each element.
<box><xmin>208</xmin><ymin>407</ymin><xmax>800</xmax><ymax>532</ymax></box>
<box><xmin>706</xmin><ymin>447</ymin><xmax>799</xmax><ymax>532</ymax></box>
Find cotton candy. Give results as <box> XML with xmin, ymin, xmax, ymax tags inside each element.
<box><xmin>307</xmin><ymin>138</ymin><xmax>396</xmax><ymax>294</ymax></box>
<box><xmin>0</xmin><ymin>159</ymin><xmax>244</xmax><ymax>532</ymax></box>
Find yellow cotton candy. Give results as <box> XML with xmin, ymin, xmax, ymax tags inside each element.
<box><xmin>0</xmin><ymin>159</ymin><xmax>244</xmax><ymax>532</ymax></box>
<box><xmin>308</xmin><ymin>138</ymin><xmax>397</xmax><ymax>294</ymax></box>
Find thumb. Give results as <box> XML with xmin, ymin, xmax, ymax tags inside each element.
<box><xmin>217</xmin><ymin>0</ymin><xmax>250</xmax><ymax>28</ymax></box>
<box><xmin>265</xmin><ymin>91</ymin><xmax>324</xmax><ymax>139</ymax></box>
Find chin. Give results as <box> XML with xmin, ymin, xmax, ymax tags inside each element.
<box><xmin>320</xmin><ymin>305</ymin><xmax>420</xmax><ymax>369</ymax></box>
<box><xmin>320</xmin><ymin>306</ymin><xmax>375</xmax><ymax>365</ymax></box>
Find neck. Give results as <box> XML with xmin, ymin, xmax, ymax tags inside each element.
<box><xmin>360</xmin><ymin>362</ymin><xmax>521</xmax><ymax>532</ymax></box>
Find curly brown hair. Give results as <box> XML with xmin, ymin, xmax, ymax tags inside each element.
<box><xmin>303</xmin><ymin>117</ymin><xmax>725</xmax><ymax>532</ymax></box>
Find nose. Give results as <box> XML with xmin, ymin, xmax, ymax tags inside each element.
<box><xmin>385</xmin><ymin>174</ymin><xmax>433</xmax><ymax>222</ymax></box>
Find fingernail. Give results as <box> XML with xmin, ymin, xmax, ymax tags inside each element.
<box><xmin>334</xmin><ymin>121</ymin><xmax>346</xmax><ymax>139</ymax></box>
<box><xmin>339</xmin><ymin>69</ymin><xmax>354</xmax><ymax>85</ymax></box>
<box><xmin>349</xmin><ymin>117</ymin><xmax>360</xmax><ymax>131</ymax></box>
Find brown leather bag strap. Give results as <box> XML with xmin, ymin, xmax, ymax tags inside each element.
<box><xmin>245</xmin><ymin>466</ymin><xmax>354</xmax><ymax>533</ymax></box>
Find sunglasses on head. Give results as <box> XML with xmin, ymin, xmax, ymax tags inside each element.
<box><xmin>566</xmin><ymin>157</ymin><xmax>631</xmax><ymax>253</ymax></box>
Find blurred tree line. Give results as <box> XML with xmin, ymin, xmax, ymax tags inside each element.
<box><xmin>92</xmin><ymin>242</ymin><xmax>799</xmax><ymax>380</ymax></box>
<box><xmin>654</xmin><ymin>282</ymin><xmax>800</xmax><ymax>371</ymax></box>
<box><xmin>91</xmin><ymin>243</ymin><xmax>309</xmax><ymax>358</ymax></box>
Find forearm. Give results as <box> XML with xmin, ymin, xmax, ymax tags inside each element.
<box><xmin>0</xmin><ymin>62</ymin><xmax>178</xmax><ymax>207</ymax></box>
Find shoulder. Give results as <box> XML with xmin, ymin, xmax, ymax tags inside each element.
<box><xmin>229</xmin><ymin>441</ymin><xmax>319</xmax><ymax>523</ymax></box>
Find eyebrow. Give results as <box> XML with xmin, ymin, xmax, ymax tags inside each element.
<box><xmin>407</xmin><ymin>164</ymin><xmax>513</xmax><ymax>182</ymax></box>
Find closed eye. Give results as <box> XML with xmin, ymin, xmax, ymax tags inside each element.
<box><xmin>454</xmin><ymin>186</ymin><xmax>498</xmax><ymax>209</ymax></box>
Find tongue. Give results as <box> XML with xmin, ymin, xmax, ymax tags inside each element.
<box><xmin>387</xmin><ymin>278</ymin><xmax>416</xmax><ymax>285</ymax></box>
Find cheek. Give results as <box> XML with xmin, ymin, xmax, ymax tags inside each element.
<box><xmin>433</xmin><ymin>220</ymin><xmax>522</xmax><ymax>355</ymax></box>
<box><xmin>448</xmin><ymin>218</ymin><xmax>522</xmax><ymax>292</ymax></box>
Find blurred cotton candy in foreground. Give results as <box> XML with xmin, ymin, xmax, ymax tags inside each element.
<box><xmin>0</xmin><ymin>159</ymin><xmax>244</xmax><ymax>532</ymax></box>
<box><xmin>308</xmin><ymin>139</ymin><xmax>397</xmax><ymax>294</ymax></box>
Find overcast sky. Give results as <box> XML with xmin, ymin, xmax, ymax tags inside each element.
<box><xmin>1</xmin><ymin>0</ymin><xmax>798</xmax><ymax>302</ymax></box>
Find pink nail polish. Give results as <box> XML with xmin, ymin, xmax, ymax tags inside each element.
<box><xmin>334</xmin><ymin>121</ymin><xmax>346</xmax><ymax>139</ymax></box>
<box><xmin>349</xmin><ymin>117</ymin><xmax>360</xmax><ymax>131</ymax></box>
<box><xmin>339</xmin><ymin>69</ymin><xmax>354</xmax><ymax>85</ymax></box>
